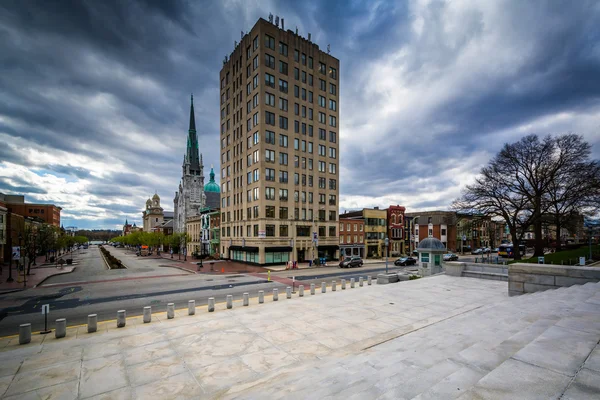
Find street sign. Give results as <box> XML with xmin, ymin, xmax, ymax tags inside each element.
<box><xmin>12</xmin><ymin>246</ymin><xmax>20</xmax><ymax>261</ymax></box>
<box><xmin>258</xmin><ymin>230</ymin><xmax>266</xmax><ymax>238</ymax></box>
<box><xmin>580</xmin><ymin>257</ymin><xmax>586</xmax><ymax>266</ymax></box>
<box><xmin>41</xmin><ymin>304</ymin><xmax>50</xmax><ymax>315</ymax></box>
<box><xmin>462</xmin><ymin>235</ymin><xmax>466</xmax><ymax>241</ymax></box>
<box><xmin>313</xmin><ymin>232</ymin><xmax>318</xmax><ymax>241</ymax></box>
<box><xmin>384</xmin><ymin>238</ymin><xmax>389</xmax><ymax>247</ymax></box>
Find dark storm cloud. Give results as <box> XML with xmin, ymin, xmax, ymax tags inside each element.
<box><xmin>0</xmin><ymin>177</ymin><xmax>47</xmax><ymax>194</ymax></box>
<box><xmin>1</xmin><ymin>0</ymin><xmax>600</xmax><ymax>227</ymax></box>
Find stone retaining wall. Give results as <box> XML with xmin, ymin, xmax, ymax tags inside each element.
<box><xmin>508</xmin><ymin>263</ymin><xmax>600</xmax><ymax>296</ymax></box>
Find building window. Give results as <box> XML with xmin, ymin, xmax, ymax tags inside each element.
<box><xmin>279</xmin><ymin>188</ymin><xmax>288</xmax><ymax>200</ymax></box>
<box><xmin>329</xmin><ymin>226</ymin><xmax>336</xmax><ymax>237</ymax></box>
<box><xmin>330</xmin><ymin>83</ymin><xmax>336</xmax><ymax>95</ymax></box>
<box><xmin>329</xmin><ymin>67</ymin><xmax>337</xmax><ymax>79</ymax></box>
<box><xmin>279</xmin><ymin>152</ymin><xmax>288</xmax><ymax>165</ymax></box>
<box><xmin>279</xmin><ymin>134</ymin><xmax>288</xmax><ymax>148</ymax></box>
<box><xmin>265</xmin><ymin>111</ymin><xmax>275</xmax><ymax>126</ymax></box>
<box><xmin>266</xmin><ymin>206</ymin><xmax>275</xmax><ymax>218</ymax></box>
<box><xmin>266</xmin><ymin>130</ymin><xmax>276</xmax><ymax>144</ymax></box>
<box><xmin>441</xmin><ymin>228</ymin><xmax>447</xmax><ymax>236</ymax></box>
<box><xmin>279</xmin><ymin>42</ymin><xmax>288</xmax><ymax>56</ymax></box>
<box><xmin>279</xmin><ymin>171</ymin><xmax>288</xmax><ymax>183</ymax></box>
<box><xmin>279</xmin><ymin>116</ymin><xmax>288</xmax><ymax>129</ymax></box>
<box><xmin>265</xmin><ymin>73</ymin><xmax>275</xmax><ymax>88</ymax></box>
<box><xmin>264</xmin><ymin>34</ymin><xmax>275</xmax><ymax>50</ymax></box>
<box><xmin>279</xmin><ymin>79</ymin><xmax>288</xmax><ymax>93</ymax></box>
<box><xmin>280</xmin><ymin>225</ymin><xmax>288</xmax><ymax>237</ymax></box>
<box><xmin>265</xmin><ymin>92</ymin><xmax>275</xmax><ymax>107</ymax></box>
<box><xmin>279</xmin><ymin>98</ymin><xmax>288</xmax><ymax>111</ymax></box>
<box><xmin>265</xmin><ymin>187</ymin><xmax>275</xmax><ymax>201</ymax></box>
<box><xmin>279</xmin><ymin>207</ymin><xmax>288</xmax><ymax>219</ymax></box>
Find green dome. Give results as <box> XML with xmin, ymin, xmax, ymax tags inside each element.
<box><xmin>204</xmin><ymin>167</ymin><xmax>220</xmax><ymax>193</ymax></box>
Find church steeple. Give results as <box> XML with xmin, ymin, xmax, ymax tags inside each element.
<box><xmin>186</xmin><ymin>94</ymin><xmax>201</xmax><ymax>174</ymax></box>
<box><xmin>189</xmin><ymin>94</ymin><xmax>196</xmax><ymax>132</ymax></box>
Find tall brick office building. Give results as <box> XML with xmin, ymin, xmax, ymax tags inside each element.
<box><xmin>219</xmin><ymin>17</ymin><xmax>340</xmax><ymax>265</ymax></box>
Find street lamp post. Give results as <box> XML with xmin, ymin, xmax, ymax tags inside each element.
<box><xmin>385</xmin><ymin>237</ymin><xmax>389</xmax><ymax>274</ymax></box>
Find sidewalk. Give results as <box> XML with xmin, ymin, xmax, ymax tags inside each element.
<box><xmin>156</xmin><ymin>252</ymin><xmax>268</xmax><ymax>274</ymax></box>
<box><xmin>0</xmin><ymin>254</ymin><xmax>75</xmax><ymax>292</ymax></box>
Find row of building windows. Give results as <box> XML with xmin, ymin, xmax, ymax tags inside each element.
<box><xmin>221</xmin><ymin>188</ymin><xmax>336</xmax><ymax>206</ymax></box>
<box><xmin>222</xmin><ymin>223</ymin><xmax>337</xmax><ymax>239</ymax></box>
<box><xmin>221</xmin><ymin>207</ymin><xmax>338</xmax><ymax>224</ymax></box>
<box><xmin>223</xmin><ymin>152</ymin><xmax>337</xmax><ymax>179</ymax></box>
<box><xmin>252</xmin><ymin>34</ymin><xmax>337</xmax><ymax>79</ymax></box>
<box><xmin>340</xmin><ymin>223</ymin><xmax>363</xmax><ymax>232</ymax></box>
<box><xmin>340</xmin><ymin>235</ymin><xmax>363</xmax><ymax>244</ymax></box>
<box><xmin>241</xmin><ymin>130</ymin><xmax>336</xmax><ymax>151</ymax></box>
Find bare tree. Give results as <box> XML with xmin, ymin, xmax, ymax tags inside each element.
<box><xmin>545</xmin><ymin>135</ymin><xmax>600</xmax><ymax>250</ymax></box>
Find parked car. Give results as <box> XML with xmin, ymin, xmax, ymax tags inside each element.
<box><xmin>482</xmin><ymin>247</ymin><xmax>491</xmax><ymax>253</ymax></box>
<box><xmin>339</xmin><ymin>256</ymin><xmax>363</xmax><ymax>268</ymax></box>
<box><xmin>394</xmin><ymin>257</ymin><xmax>417</xmax><ymax>266</ymax></box>
<box><xmin>443</xmin><ymin>253</ymin><xmax>459</xmax><ymax>261</ymax></box>
<box><xmin>471</xmin><ymin>248</ymin><xmax>483</xmax><ymax>255</ymax></box>
<box><xmin>491</xmin><ymin>248</ymin><xmax>499</xmax><ymax>253</ymax></box>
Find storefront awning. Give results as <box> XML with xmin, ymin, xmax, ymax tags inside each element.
<box><xmin>318</xmin><ymin>245</ymin><xmax>339</xmax><ymax>250</ymax></box>
<box><xmin>229</xmin><ymin>245</ymin><xmax>259</xmax><ymax>252</ymax></box>
<box><xmin>265</xmin><ymin>246</ymin><xmax>293</xmax><ymax>252</ymax></box>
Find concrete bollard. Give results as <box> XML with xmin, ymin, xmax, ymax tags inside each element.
<box><xmin>321</xmin><ymin>282</ymin><xmax>326</xmax><ymax>293</ymax></box>
<box><xmin>88</xmin><ymin>314</ymin><xmax>98</xmax><ymax>333</ymax></box>
<box><xmin>243</xmin><ymin>292</ymin><xmax>249</xmax><ymax>306</ymax></box>
<box><xmin>208</xmin><ymin>297</ymin><xmax>215</xmax><ymax>312</ymax></box>
<box><xmin>359</xmin><ymin>277</ymin><xmax>364</xmax><ymax>287</ymax></box>
<box><xmin>258</xmin><ymin>291</ymin><xmax>264</xmax><ymax>303</ymax></box>
<box><xmin>299</xmin><ymin>285</ymin><xmax>304</xmax><ymax>297</ymax></box>
<box><xmin>19</xmin><ymin>323</ymin><xmax>31</xmax><ymax>345</ymax></box>
<box><xmin>188</xmin><ymin>300</ymin><xmax>195</xmax><ymax>315</ymax></box>
<box><xmin>368</xmin><ymin>276</ymin><xmax>372</xmax><ymax>285</ymax></box>
<box><xmin>55</xmin><ymin>318</ymin><xmax>66</xmax><ymax>339</ymax></box>
<box><xmin>332</xmin><ymin>280</ymin><xmax>336</xmax><ymax>291</ymax></box>
<box><xmin>286</xmin><ymin>286</ymin><xmax>292</xmax><ymax>299</ymax></box>
<box><xmin>341</xmin><ymin>279</ymin><xmax>346</xmax><ymax>290</ymax></box>
<box><xmin>167</xmin><ymin>303</ymin><xmax>175</xmax><ymax>319</ymax></box>
<box><xmin>273</xmin><ymin>289</ymin><xmax>279</xmax><ymax>301</ymax></box>
<box><xmin>143</xmin><ymin>306</ymin><xmax>152</xmax><ymax>323</ymax></box>
<box><xmin>226</xmin><ymin>295</ymin><xmax>233</xmax><ymax>309</ymax></box>
<box><xmin>310</xmin><ymin>283</ymin><xmax>316</xmax><ymax>295</ymax></box>
<box><xmin>117</xmin><ymin>310</ymin><xmax>126</xmax><ymax>327</ymax></box>
<box><xmin>350</xmin><ymin>278</ymin><xmax>355</xmax><ymax>288</ymax></box>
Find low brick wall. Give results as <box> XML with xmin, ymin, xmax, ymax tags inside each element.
<box><xmin>508</xmin><ymin>263</ymin><xmax>600</xmax><ymax>296</ymax></box>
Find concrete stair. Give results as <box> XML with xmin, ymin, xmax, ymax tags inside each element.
<box><xmin>390</xmin><ymin>281</ymin><xmax>600</xmax><ymax>399</ymax></box>
<box><xmin>225</xmin><ymin>278</ymin><xmax>600</xmax><ymax>399</ymax></box>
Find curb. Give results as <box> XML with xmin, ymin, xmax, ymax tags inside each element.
<box><xmin>33</xmin><ymin>267</ymin><xmax>77</xmax><ymax>288</ymax></box>
<box><xmin>157</xmin><ymin>265</ymin><xmax>196</xmax><ymax>274</ymax></box>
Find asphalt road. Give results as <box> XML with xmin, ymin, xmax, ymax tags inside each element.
<box><xmin>0</xmin><ymin>247</ymin><xmax>416</xmax><ymax>336</ymax></box>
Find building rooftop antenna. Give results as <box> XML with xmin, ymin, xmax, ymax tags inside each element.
<box><xmin>327</xmin><ymin>44</ymin><xmax>330</xmax><ymax>54</ymax></box>
<box><xmin>269</xmin><ymin>13</ymin><xmax>273</xmax><ymax>23</ymax></box>
<box><xmin>275</xmin><ymin>15</ymin><xmax>279</xmax><ymax>27</ymax></box>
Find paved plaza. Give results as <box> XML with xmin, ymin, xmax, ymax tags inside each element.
<box><xmin>0</xmin><ymin>275</ymin><xmax>599</xmax><ymax>399</ymax></box>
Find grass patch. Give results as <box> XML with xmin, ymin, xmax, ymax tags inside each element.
<box><xmin>509</xmin><ymin>244</ymin><xmax>600</xmax><ymax>265</ymax></box>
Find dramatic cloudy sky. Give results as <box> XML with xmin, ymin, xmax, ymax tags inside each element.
<box><xmin>1</xmin><ymin>0</ymin><xmax>599</xmax><ymax>229</ymax></box>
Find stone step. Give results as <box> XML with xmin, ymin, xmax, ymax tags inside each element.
<box><xmin>462</xmin><ymin>271</ymin><xmax>508</xmax><ymax>282</ymax></box>
<box><xmin>463</xmin><ymin>265</ymin><xmax>508</xmax><ymax>275</ymax></box>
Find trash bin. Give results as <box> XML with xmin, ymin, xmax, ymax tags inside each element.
<box><xmin>308</xmin><ymin>260</ymin><xmax>312</xmax><ymax>267</ymax></box>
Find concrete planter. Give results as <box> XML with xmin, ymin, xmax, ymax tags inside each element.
<box><xmin>444</xmin><ymin>263</ymin><xmax>464</xmax><ymax>277</ymax></box>
<box><xmin>377</xmin><ymin>273</ymin><xmax>399</xmax><ymax>284</ymax></box>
